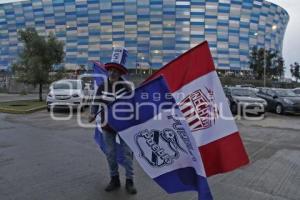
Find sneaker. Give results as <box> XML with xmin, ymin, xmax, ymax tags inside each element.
<box><xmin>125</xmin><ymin>179</ymin><xmax>137</xmax><ymax>194</ymax></box>
<box><xmin>105</xmin><ymin>176</ymin><xmax>121</xmax><ymax>192</ymax></box>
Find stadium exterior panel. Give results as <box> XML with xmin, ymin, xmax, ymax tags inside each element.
<box><xmin>0</xmin><ymin>0</ymin><xmax>289</xmax><ymax>71</ymax></box>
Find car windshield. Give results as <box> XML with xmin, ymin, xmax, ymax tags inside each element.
<box><xmin>232</xmin><ymin>88</ymin><xmax>256</xmax><ymax>97</ymax></box>
<box><xmin>274</xmin><ymin>90</ymin><xmax>297</xmax><ymax>97</ymax></box>
<box><xmin>53</xmin><ymin>81</ymin><xmax>80</xmax><ymax>90</ymax></box>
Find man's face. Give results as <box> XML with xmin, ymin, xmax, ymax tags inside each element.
<box><xmin>108</xmin><ymin>68</ymin><xmax>121</xmax><ymax>82</ymax></box>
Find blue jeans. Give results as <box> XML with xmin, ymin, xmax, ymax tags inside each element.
<box><xmin>102</xmin><ymin>129</ymin><xmax>134</xmax><ymax>179</ymax></box>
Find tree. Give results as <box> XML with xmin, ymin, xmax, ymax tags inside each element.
<box><xmin>265</xmin><ymin>50</ymin><xmax>275</xmax><ymax>78</ymax></box>
<box><xmin>249</xmin><ymin>47</ymin><xmax>265</xmax><ymax>79</ymax></box>
<box><xmin>274</xmin><ymin>56</ymin><xmax>285</xmax><ymax>78</ymax></box>
<box><xmin>249</xmin><ymin>47</ymin><xmax>285</xmax><ymax>80</ymax></box>
<box><xmin>290</xmin><ymin>62</ymin><xmax>300</xmax><ymax>83</ymax></box>
<box><xmin>249</xmin><ymin>46</ymin><xmax>259</xmax><ymax>78</ymax></box>
<box><xmin>12</xmin><ymin>28</ymin><xmax>65</xmax><ymax>101</ymax></box>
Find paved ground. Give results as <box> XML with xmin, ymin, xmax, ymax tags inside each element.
<box><xmin>0</xmin><ymin>110</ymin><xmax>299</xmax><ymax>200</ymax></box>
<box><xmin>0</xmin><ymin>93</ymin><xmax>47</xmax><ymax>103</ymax></box>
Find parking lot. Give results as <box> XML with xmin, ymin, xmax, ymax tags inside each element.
<box><xmin>0</xmin><ymin>110</ymin><xmax>299</xmax><ymax>200</ymax></box>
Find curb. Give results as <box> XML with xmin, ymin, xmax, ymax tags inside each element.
<box><xmin>0</xmin><ymin>105</ymin><xmax>46</xmax><ymax>114</ymax></box>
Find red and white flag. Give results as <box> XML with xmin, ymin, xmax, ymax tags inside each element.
<box><xmin>144</xmin><ymin>41</ymin><xmax>249</xmax><ymax>177</ymax></box>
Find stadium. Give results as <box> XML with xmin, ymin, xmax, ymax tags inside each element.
<box><xmin>0</xmin><ymin>0</ymin><xmax>289</xmax><ymax>72</ymax></box>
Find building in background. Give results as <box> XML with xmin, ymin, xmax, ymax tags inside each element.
<box><xmin>0</xmin><ymin>0</ymin><xmax>289</xmax><ymax>72</ymax></box>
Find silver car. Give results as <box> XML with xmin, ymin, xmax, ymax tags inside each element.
<box><xmin>293</xmin><ymin>88</ymin><xmax>300</xmax><ymax>96</ymax></box>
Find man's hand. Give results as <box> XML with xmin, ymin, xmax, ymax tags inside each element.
<box><xmin>88</xmin><ymin>114</ymin><xmax>96</xmax><ymax>123</ymax></box>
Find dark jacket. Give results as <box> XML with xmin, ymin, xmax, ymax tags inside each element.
<box><xmin>91</xmin><ymin>78</ymin><xmax>131</xmax><ymax>131</ymax></box>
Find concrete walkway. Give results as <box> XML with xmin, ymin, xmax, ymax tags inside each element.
<box><xmin>0</xmin><ymin>111</ymin><xmax>299</xmax><ymax>200</ymax></box>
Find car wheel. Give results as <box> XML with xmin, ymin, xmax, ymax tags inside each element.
<box><xmin>275</xmin><ymin>104</ymin><xmax>284</xmax><ymax>114</ymax></box>
<box><xmin>80</xmin><ymin>106</ymin><xmax>85</xmax><ymax>112</ymax></box>
<box><xmin>47</xmin><ymin>106</ymin><xmax>50</xmax><ymax>112</ymax></box>
<box><xmin>257</xmin><ymin>112</ymin><xmax>265</xmax><ymax>117</ymax></box>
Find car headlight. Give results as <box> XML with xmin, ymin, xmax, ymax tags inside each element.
<box><xmin>72</xmin><ymin>94</ymin><xmax>80</xmax><ymax>98</ymax></box>
<box><xmin>283</xmin><ymin>98</ymin><xmax>294</xmax><ymax>105</ymax></box>
<box><xmin>47</xmin><ymin>93</ymin><xmax>53</xmax><ymax>97</ymax></box>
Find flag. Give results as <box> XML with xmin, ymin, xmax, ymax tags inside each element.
<box><xmin>92</xmin><ymin>60</ymin><xmax>107</xmax><ymax>153</ymax></box>
<box><xmin>144</xmin><ymin>41</ymin><xmax>249</xmax><ymax>177</ymax></box>
<box><xmin>92</xmin><ymin>60</ymin><xmax>125</xmax><ymax>165</ymax></box>
<box><xmin>107</xmin><ymin>76</ymin><xmax>213</xmax><ymax>200</ymax></box>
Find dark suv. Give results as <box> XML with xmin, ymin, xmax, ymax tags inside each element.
<box><xmin>257</xmin><ymin>88</ymin><xmax>300</xmax><ymax>114</ymax></box>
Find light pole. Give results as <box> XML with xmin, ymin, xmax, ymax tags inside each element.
<box><xmin>253</xmin><ymin>24</ymin><xmax>277</xmax><ymax>87</ymax></box>
<box><xmin>263</xmin><ymin>48</ymin><xmax>267</xmax><ymax>87</ymax></box>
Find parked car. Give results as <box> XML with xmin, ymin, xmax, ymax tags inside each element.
<box><xmin>46</xmin><ymin>79</ymin><xmax>89</xmax><ymax>112</ymax></box>
<box><xmin>235</xmin><ymin>84</ymin><xmax>259</xmax><ymax>93</ymax></box>
<box><xmin>224</xmin><ymin>87</ymin><xmax>267</xmax><ymax>115</ymax></box>
<box><xmin>292</xmin><ymin>88</ymin><xmax>300</xmax><ymax>96</ymax></box>
<box><xmin>235</xmin><ymin>84</ymin><xmax>255</xmax><ymax>88</ymax></box>
<box><xmin>83</xmin><ymin>82</ymin><xmax>95</xmax><ymax>102</ymax></box>
<box><xmin>257</xmin><ymin>88</ymin><xmax>300</xmax><ymax>114</ymax></box>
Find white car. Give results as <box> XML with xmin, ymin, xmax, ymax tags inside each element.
<box><xmin>46</xmin><ymin>79</ymin><xmax>89</xmax><ymax>111</ymax></box>
<box><xmin>83</xmin><ymin>82</ymin><xmax>95</xmax><ymax>101</ymax></box>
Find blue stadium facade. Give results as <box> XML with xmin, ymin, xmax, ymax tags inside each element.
<box><xmin>0</xmin><ymin>0</ymin><xmax>289</xmax><ymax>71</ymax></box>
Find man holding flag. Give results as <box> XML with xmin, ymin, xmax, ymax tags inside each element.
<box><xmin>89</xmin><ymin>48</ymin><xmax>137</xmax><ymax>194</ymax></box>
<box><xmin>106</xmin><ymin>76</ymin><xmax>213</xmax><ymax>200</ymax></box>
<box><xmin>90</xmin><ymin>41</ymin><xmax>249</xmax><ymax>199</ymax></box>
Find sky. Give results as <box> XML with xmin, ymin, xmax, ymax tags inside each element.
<box><xmin>267</xmin><ymin>0</ymin><xmax>300</xmax><ymax>78</ymax></box>
<box><xmin>0</xmin><ymin>0</ymin><xmax>299</xmax><ymax>77</ymax></box>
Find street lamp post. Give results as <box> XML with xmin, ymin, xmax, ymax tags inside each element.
<box><xmin>253</xmin><ymin>25</ymin><xmax>277</xmax><ymax>87</ymax></box>
<box><xmin>264</xmin><ymin>49</ymin><xmax>267</xmax><ymax>87</ymax></box>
